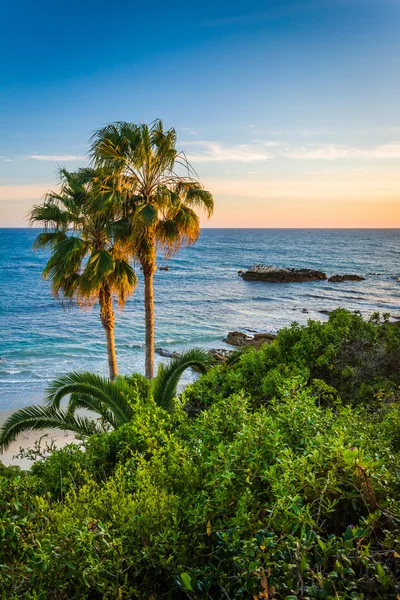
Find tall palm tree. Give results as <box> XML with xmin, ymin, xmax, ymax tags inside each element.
<box><xmin>0</xmin><ymin>349</ymin><xmax>212</xmax><ymax>451</ymax></box>
<box><xmin>90</xmin><ymin>120</ymin><xmax>214</xmax><ymax>378</ymax></box>
<box><xmin>30</xmin><ymin>168</ymin><xmax>137</xmax><ymax>380</ymax></box>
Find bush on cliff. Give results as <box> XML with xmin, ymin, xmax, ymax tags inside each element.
<box><xmin>183</xmin><ymin>308</ymin><xmax>400</xmax><ymax>413</ymax></box>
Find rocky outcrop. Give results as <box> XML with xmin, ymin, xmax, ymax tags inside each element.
<box><xmin>224</xmin><ymin>331</ymin><xmax>277</xmax><ymax>348</ymax></box>
<box><xmin>239</xmin><ymin>265</ymin><xmax>327</xmax><ymax>283</ymax></box>
<box><xmin>159</xmin><ymin>266</ymin><xmax>170</xmax><ymax>271</ymax></box>
<box><xmin>155</xmin><ymin>347</ymin><xmax>231</xmax><ymax>364</ymax></box>
<box><xmin>328</xmin><ymin>274</ymin><xmax>365</xmax><ymax>282</ymax></box>
<box><xmin>155</xmin><ymin>331</ymin><xmax>276</xmax><ymax>364</ymax></box>
<box><xmin>155</xmin><ymin>348</ymin><xmax>180</xmax><ymax>358</ymax></box>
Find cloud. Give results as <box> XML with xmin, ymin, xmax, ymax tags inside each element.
<box><xmin>26</xmin><ymin>154</ymin><xmax>86</xmax><ymax>161</ymax></box>
<box><xmin>279</xmin><ymin>142</ymin><xmax>400</xmax><ymax>160</ymax></box>
<box><xmin>185</xmin><ymin>139</ymin><xmax>400</xmax><ymax>163</ymax></box>
<box><xmin>360</xmin><ymin>126</ymin><xmax>400</xmax><ymax>135</ymax></box>
<box><xmin>184</xmin><ymin>141</ymin><xmax>273</xmax><ymax>163</ymax></box>
<box><xmin>178</xmin><ymin>127</ymin><xmax>200</xmax><ymax>136</ymax></box>
<box><xmin>270</xmin><ymin>129</ymin><xmax>329</xmax><ymax>137</ymax></box>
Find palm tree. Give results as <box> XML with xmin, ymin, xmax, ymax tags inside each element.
<box><xmin>0</xmin><ymin>349</ymin><xmax>212</xmax><ymax>451</ymax></box>
<box><xmin>90</xmin><ymin>120</ymin><xmax>214</xmax><ymax>379</ymax></box>
<box><xmin>30</xmin><ymin>168</ymin><xmax>137</xmax><ymax>380</ymax></box>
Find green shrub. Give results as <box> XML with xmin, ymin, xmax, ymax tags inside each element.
<box><xmin>183</xmin><ymin>309</ymin><xmax>400</xmax><ymax>410</ymax></box>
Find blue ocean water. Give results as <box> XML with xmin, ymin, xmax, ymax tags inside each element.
<box><xmin>0</xmin><ymin>228</ymin><xmax>399</xmax><ymax>410</ymax></box>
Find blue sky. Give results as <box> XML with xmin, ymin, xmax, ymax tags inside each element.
<box><xmin>1</xmin><ymin>0</ymin><xmax>400</xmax><ymax>226</ymax></box>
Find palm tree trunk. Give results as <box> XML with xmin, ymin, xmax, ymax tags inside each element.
<box><xmin>142</xmin><ymin>262</ymin><xmax>155</xmax><ymax>379</ymax></box>
<box><xmin>99</xmin><ymin>284</ymin><xmax>118</xmax><ymax>380</ymax></box>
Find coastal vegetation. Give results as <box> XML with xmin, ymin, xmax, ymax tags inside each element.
<box><xmin>1</xmin><ymin>309</ymin><xmax>400</xmax><ymax>598</ymax></box>
<box><xmin>2</xmin><ymin>120</ymin><xmax>399</xmax><ymax>599</ymax></box>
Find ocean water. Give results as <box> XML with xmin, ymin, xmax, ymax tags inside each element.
<box><xmin>0</xmin><ymin>228</ymin><xmax>399</xmax><ymax>410</ymax></box>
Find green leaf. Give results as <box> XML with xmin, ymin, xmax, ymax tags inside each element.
<box><xmin>88</xmin><ymin>251</ymin><xmax>114</xmax><ymax>281</ymax></box>
<box><xmin>137</xmin><ymin>203</ymin><xmax>158</xmax><ymax>226</ymax></box>
<box><xmin>376</xmin><ymin>563</ymin><xmax>385</xmax><ymax>580</ymax></box>
<box><xmin>300</xmin><ymin>553</ymin><xmax>308</xmax><ymax>574</ymax></box>
<box><xmin>180</xmin><ymin>572</ymin><xmax>193</xmax><ymax>591</ymax></box>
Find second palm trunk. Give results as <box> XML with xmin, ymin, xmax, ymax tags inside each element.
<box><xmin>143</xmin><ymin>265</ymin><xmax>155</xmax><ymax>379</ymax></box>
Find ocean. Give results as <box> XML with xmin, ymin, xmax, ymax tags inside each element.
<box><xmin>0</xmin><ymin>228</ymin><xmax>399</xmax><ymax>410</ymax></box>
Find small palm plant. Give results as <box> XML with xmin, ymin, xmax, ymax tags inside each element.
<box><xmin>90</xmin><ymin>120</ymin><xmax>214</xmax><ymax>378</ymax></box>
<box><xmin>30</xmin><ymin>167</ymin><xmax>137</xmax><ymax>379</ymax></box>
<box><xmin>0</xmin><ymin>349</ymin><xmax>211</xmax><ymax>452</ymax></box>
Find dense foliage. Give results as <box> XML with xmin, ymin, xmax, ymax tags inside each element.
<box><xmin>1</xmin><ymin>310</ymin><xmax>400</xmax><ymax>599</ymax></box>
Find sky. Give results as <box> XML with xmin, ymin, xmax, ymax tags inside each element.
<box><xmin>1</xmin><ymin>0</ymin><xmax>400</xmax><ymax>227</ymax></box>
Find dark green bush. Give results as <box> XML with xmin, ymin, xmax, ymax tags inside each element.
<box><xmin>183</xmin><ymin>309</ymin><xmax>400</xmax><ymax>411</ymax></box>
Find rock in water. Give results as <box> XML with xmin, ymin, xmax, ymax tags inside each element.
<box><xmin>328</xmin><ymin>274</ymin><xmax>365</xmax><ymax>282</ymax></box>
<box><xmin>239</xmin><ymin>265</ymin><xmax>327</xmax><ymax>282</ymax></box>
<box><xmin>155</xmin><ymin>348</ymin><xmax>181</xmax><ymax>358</ymax></box>
<box><xmin>224</xmin><ymin>331</ymin><xmax>277</xmax><ymax>348</ymax></box>
<box><xmin>155</xmin><ymin>347</ymin><xmax>231</xmax><ymax>364</ymax></box>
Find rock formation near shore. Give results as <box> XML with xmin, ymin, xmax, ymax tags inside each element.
<box><xmin>328</xmin><ymin>274</ymin><xmax>365</xmax><ymax>282</ymax></box>
<box><xmin>155</xmin><ymin>347</ymin><xmax>231</xmax><ymax>363</ymax></box>
<box><xmin>223</xmin><ymin>331</ymin><xmax>277</xmax><ymax>348</ymax></box>
<box><xmin>239</xmin><ymin>265</ymin><xmax>327</xmax><ymax>282</ymax></box>
<box><xmin>155</xmin><ymin>330</ymin><xmax>277</xmax><ymax>364</ymax></box>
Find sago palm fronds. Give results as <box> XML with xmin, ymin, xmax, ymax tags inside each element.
<box><xmin>152</xmin><ymin>348</ymin><xmax>212</xmax><ymax>411</ymax></box>
<box><xmin>0</xmin><ymin>405</ymin><xmax>104</xmax><ymax>452</ymax></box>
<box><xmin>0</xmin><ymin>349</ymin><xmax>212</xmax><ymax>452</ymax></box>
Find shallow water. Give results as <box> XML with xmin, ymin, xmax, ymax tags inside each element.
<box><xmin>0</xmin><ymin>228</ymin><xmax>399</xmax><ymax>409</ymax></box>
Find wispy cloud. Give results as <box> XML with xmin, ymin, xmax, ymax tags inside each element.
<box><xmin>26</xmin><ymin>154</ymin><xmax>86</xmax><ymax>161</ymax></box>
<box><xmin>269</xmin><ymin>128</ymin><xmax>330</xmax><ymax>137</ymax></box>
<box><xmin>185</xmin><ymin>139</ymin><xmax>400</xmax><ymax>163</ymax></box>
<box><xmin>359</xmin><ymin>126</ymin><xmax>400</xmax><ymax>135</ymax></box>
<box><xmin>178</xmin><ymin>127</ymin><xmax>200</xmax><ymax>136</ymax></box>
<box><xmin>185</xmin><ymin>141</ymin><xmax>273</xmax><ymax>163</ymax></box>
<box><xmin>279</xmin><ymin>142</ymin><xmax>400</xmax><ymax>159</ymax></box>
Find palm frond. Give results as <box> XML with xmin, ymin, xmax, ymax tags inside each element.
<box><xmin>152</xmin><ymin>348</ymin><xmax>212</xmax><ymax>411</ymax></box>
<box><xmin>29</xmin><ymin>203</ymin><xmax>72</xmax><ymax>228</ymax></box>
<box><xmin>185</xmin><ymin>187</ymin><xmax>214</xmax><ymax>217</ymax></box>
<box><xmin>45</xmin><ymin>371</ymin><xmax>134</xmax><ymax>426</ymax></box>
<box><xmin>0</xmin><ymin>405</ymin><xmax>103</xmax><ymax>452</ymax></box>
<box><xmin>32</xmin><ymin>231</ymin><xmax>67</xmax><ymax>249</ymax></box>
<box><xmin>66</xmin><ymin>393</ymin><xmax>118</xmax><ymax>430</ymax></box>
<box><xmin>110</xmin><ymin>259</ymin><xmax>138</xmax><ymax>306</ymax></box>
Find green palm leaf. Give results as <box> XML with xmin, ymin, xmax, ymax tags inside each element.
<box><xmin>32</xmin><ymin>231</ymin><xmax>67</xmax><ymax>249</ymax></box>
<box><xmin>45</xmin><ymin>371</ymin><xmax>134</xmax><ymax>427</ymax></box>
<box><xmin>136</xmin><ymin>203</ymin><xmax>158</xmax><ymax>226</ymax></box>
<box><xmin>0</xmin><ymin>405</ymin><xmax>103</xmax><ymax>452</ymax></box>
<box><xmin>152</xmin><ymin>348</ymin><xmax>212</xmax><ymax>411</ymax></box>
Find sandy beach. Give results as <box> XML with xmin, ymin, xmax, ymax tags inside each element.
<box><xmin>0</xmin><ymin>406</ymin><xmax>79</xmax><ymax>470</ymax></box>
